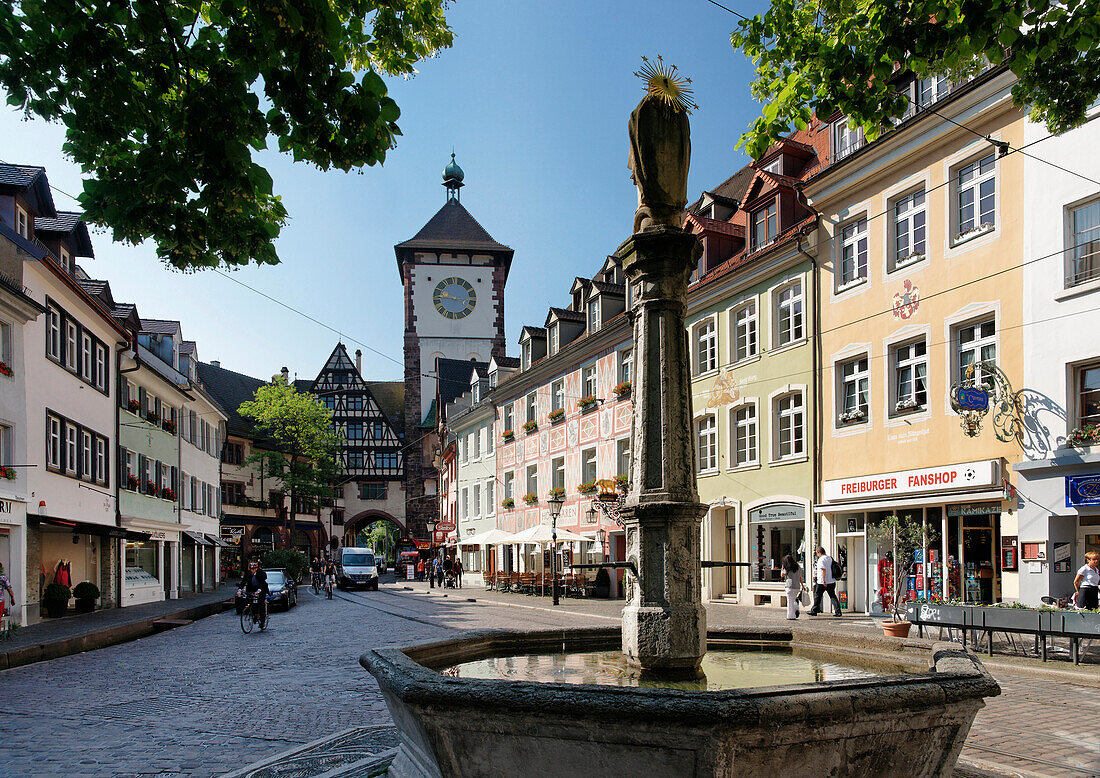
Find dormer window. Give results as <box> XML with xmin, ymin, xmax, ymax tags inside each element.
<box><xmin>488</xmin><ymin>370</ymin><xmax>497</xmax><ymax>388</ymax></box>
<box><xmin>833</xmin><ymin>116</ymin><xmax>864</xmax><ymax>160</ymax></box>
<box><xmin>471</xmin><ymin>380</ymin><xmax>480</xmax><ymax>404</ymax></box>
<box><xmin>521</xmin><ymin>340</ymin><xmax>532</xmax><ymax>369</ymax></box>
<box><xmin>548</xmin><ymin>325</ymin><xmax>559</xmax><ymax>355</ymax></box>
<box><xmin>59</xmin><ymin>247</ymin><xmax>71</xmax><ymax>273</ymax></box>
<box><xmin>752</xmin><ymin>201</ymin><xmax>778</xmax><ymax>250</ymax></box>
<box><xmin>587</xmin><ymin>299</ymin><xmax>600</xmax><ymax>333</ymax></box>
<box><xmin>763</xmin><ymin>157</ymin><xmax>782</xmax><ymax>174</ymax></box>
<box><xmin>16</xmin><ymin>207</ymin><xmax>29</xmax><ymax>239</ymax></box>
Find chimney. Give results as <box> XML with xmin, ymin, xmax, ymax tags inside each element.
<box><xmin>281</xmin><ymin>366</ymin><xmax>289</xmax><ymax>382</ymax></box>
<box><xmin>355</xmin><ymin>349</ymin><xmax>362</xmax><ymax>374</ymax></box>
<box><xmin>211</xmin><ymin>360</ymin><xmax>220</xmax><ymax>367</ymax></box>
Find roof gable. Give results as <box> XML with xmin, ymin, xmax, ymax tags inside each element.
<box><xmin>396</xmin><ymin>200</ymin><xmax>512</xmax><ymax>253</ymax></box>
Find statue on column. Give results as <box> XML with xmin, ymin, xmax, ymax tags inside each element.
<box><xmin>628</xmin><ymin>56</ymin><xmax>695</xmax><ymax>233</ymax></box>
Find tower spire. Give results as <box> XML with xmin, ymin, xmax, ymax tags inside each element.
<box><xmin>442</xmin><ymin>152</ymin><xmax>465</xmax><ymax>202</ymax></box>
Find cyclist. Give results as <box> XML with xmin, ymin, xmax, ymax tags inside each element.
<box><xmin>239</xmin><ymin>561</ymin><xmax>269</xmax><ymax>623</ymax></box>
<box><xmin>309</xmin><ymin>556</ymin><xmax>323</xmax><ymax>592</ymax></box>
<box><xmin>323</xmin><ymin>557</ymin><xmax>338</xmax><ymax>597</ymax></box>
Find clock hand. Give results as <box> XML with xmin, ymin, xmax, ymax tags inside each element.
<box><xmin>437</xmin><ymin>292</ymin><xmax>462</xmax><ymax>301</ymax></box>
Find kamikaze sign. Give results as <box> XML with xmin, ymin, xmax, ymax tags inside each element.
<box><xmin>823</xmin><ymin>460</ymin><xmax>1001</xmax><ymax>502</ymax></box>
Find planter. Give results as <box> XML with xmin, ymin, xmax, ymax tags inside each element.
<box><xmin>1051</xmin><ymin>610</ymin><xmax>1100</xmax><ymax>637</ymax></box>
<box><xmin>74</xmin><ymin>598</ymin><xmax>96</xmax><ymax>614</ymax></box>
<box><xmin>43</xmin><ymin>599</ymin><xmax>68</xmax><ymax>618</ymax></box>
<box><xmin>882</xmin><ymin>620</ymin><xmax>912</xmax><ymax>638</ymax></box>
<box><xmin>908</xmin><ymin>602</ymin><xmax>972</xmax><ymax>628</ymax></box>
<box><xmin>974</xmin><ymin>606</ymin><xmax>1042</xmax><ymax>632</ymax></box>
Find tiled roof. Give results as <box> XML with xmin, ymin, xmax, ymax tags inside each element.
<box><xmin>0</xmin><ymin>164</ymin><xmax>44</xmax><ymax>188</ymax></box>
<box><xmin>697</xmin><ymin>215</ymin><xmax>817</xmax><ymax>286</ymax></box>
<box><xmin>491</xmin><ymin>356</ymin><xmax>520</xmax><ymax>369</ymax></box>
<box><xmin>140</xmin><ymin>318</ymin><xmax>181</xmax><ymax>334</ymax></box>
<box><xmin>179</xmin><ymin>341</ymin><xmax>196</xmax><ymax>355</ymax></box>
<box><xmin>686</xmin><ymin>213</ymin><xmax>745</xmax><ymax>238</ymax></box>
<box><xmin>77</xmin><ymin>279</ymin><xmax>108</xmax><ymax>297</ymax></box>
<box><xmin>196</xmin><ymin>361</ymin><xmax>269</xmax><ymax>439</ymax></box>
<box><xmin>34</xmin><ymin>212</ymin><xmax>81</xmax><ymax>233</ymax></box>
<box><xmin>395</xmin><ymin>200</ymin><xmax>512</xmax><ymax>253</ymax></box>
<box><xmin>35</xmin><ymin>211</ymin><xmax>94</xmax><ymax>258</ymax></box>
<box><xmin>437</xmin><ymin>357</ymin><xmax>488</xmax><ymax>409</ymax></box>
<box><xmin>688</xmin><ymin>165</ymin><xmax>753</xmax><ymax>214</ymax></box>
<box><xmin>293</xmin><ymin>379</ymin><xmax>312</xmax><ymax>393</ymax></box>
<box><xmin>546</xmin><ymin>307</ymin><xmax>585</xmax><ymax>323</ymax></box>
<box><xmin>521</xmin><ymin>326</ymin><xmax>546</xmax><ymax>338</ymax></box>
<box><xmin>368</xmin><ymin>380</ymin><xmax>405</xmax><ymax>436</ymax></box>
<box><xmin>113</xmin><ymin>303</ymin><xmax>136</xmax><ymax>319</ymax></box>
<box><xmin>0</xmin><ymin>163</ymin><xmax>57</xmax><ymax>218</ymax></box>
<box><xmin>589</xmin><ymin>280</ymin><xmax>625</xmax><ymax>295</ymax></box>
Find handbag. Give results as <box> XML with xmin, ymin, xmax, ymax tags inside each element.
<box><xmin>799</xmin><ymin>585</ymin><xmax>811</xmax><ymax>606</ymax></box>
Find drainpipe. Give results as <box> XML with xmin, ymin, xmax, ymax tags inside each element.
<box><xmin>795</xmin><ymin>184</ymin><xmax>821</xmax><ymax>560</ymax></box>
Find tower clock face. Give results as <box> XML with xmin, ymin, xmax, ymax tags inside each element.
<box><xmin>432</xmin><ymin>276</ymin><xmax>477</xmax><ymax>319</ymax></box>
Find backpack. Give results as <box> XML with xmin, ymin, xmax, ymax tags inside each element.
<box><xmin>831</xmin><ymin>559</ymin><xmax>843</xmax><ymax>579</ymax></box>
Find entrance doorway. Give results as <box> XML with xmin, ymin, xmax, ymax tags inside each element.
<box><xmin>725</xmin><ymin>526</ymin><xmax>738</xmax><ymax>597</ymax></box>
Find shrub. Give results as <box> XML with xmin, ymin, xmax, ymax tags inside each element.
<box><xmin>43</xmin><ymin>583</ymin><xmax>71</xmax><ymax>602</ymax></box>
<box><xmin>73</xmin><ymin>581</ymin><xmax>100</xmax><ymax>600</ymax></box>
<box><xmin>260</xmin><ymin>549</ymin><xmax>310</xmax><ymax>583</ymax></box>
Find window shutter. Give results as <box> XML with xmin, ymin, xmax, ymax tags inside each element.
<box><xmin>138</xmin><ymin>454</ymin><xmax>147</xmax><ymax>483</ymax></box>
<box><xmin>118</xmin><ymin>446</ymin><xmax>127</xmax><ymax>483</ymax></box>
<box><xmin>171</xmin><ymin>466</ymin><xmax>178</xmax><ymax>492</ymax></box>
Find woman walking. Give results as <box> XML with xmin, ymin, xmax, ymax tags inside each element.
<box><xmin>1074</xmin><ymin>551</ymin><xmax>1099</xmax><ymax>609</ymax></box>
<box><xmin>783</xmin><ymin>554</ymin><xmax>803</xmax><ymax>620</ymax></box>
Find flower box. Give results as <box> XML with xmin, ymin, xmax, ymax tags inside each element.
<box><xmin>162</xmin><ymin>419</ymin><xmax>176</xmax><ymax>434</ymax></box>
<box><xmin>974</xmin><ymin>605</ymin><xmax>1043</xmax><ymax>633</ymax></box>
<box><xmin>547</xmin><ymin>487</ymin><xmax>565</xmax><ymax>501</ymax></box>
<box><xmin>501</xmin><ymin>498</ymin><xmax>515</xmax><ymax>510</ymax></box>
<box><xmin>894</xmin><ymin>398</ymin><xmax>922</xmax><ymax>414</ymax></box>
<box><xmin>0</xmin><ymin>466</ymin><xmax>15</xmax><ymax>480</ymax></box>
<box><xmin>501</xmin><ymin>430</ymin><xmax>515</xmax><ymax>442</ymax></box>
<box><xmin>953</xmin><ymin>222</ymin><xmax>994</xmax><ymax>245</ymax></box>
<box><xmin>612</xmin><ymin>381</ymin><xmax>632</xmax><ymax>398</ymax></box>
<box><xmin>838</xmin><ymin>409</ymin><xmax>866</xmax><ymax>424</ymax></box>
<box><xmin>548</xmin><ymin>408</ymin><xmax>565</xmax><ymax>424</ymax></box>
<box><xmin>1049</xmin><ymin>610</ymin><xmax>1100</xmax><ymax>637</ymax></box>
<box><xmin>1066</xmin><ymin>424</ymin><xmax>1100</xmax><ymax>447</ymax></box>
<box><xmin>0</xmin><ymin>361</ymin><xmax>12</xmax><ymax>377</ymax></box>
<box><xmin>522</xmin><ymin>420</ymin><xmax>538</xmax><ymax>434</ymax></box>
<box><xmin>127</xmin><ymin>400</ymin><xmax>142</xmax><ymax>414</ymax></box>
<box><xmin>895</xmin><ymin>252</ymin><xmax>926</xmax><ymax>269</ymax></box>
<box><xmin>145</xmin><ymin>411</ymin><xmax>159</xmax><ymax>424</ymax></box>
<box><xmin>906</xmin><ymin>602</ymin><xmax>972</xmax><ymax>628</ymax></box>
<box><xmin>522</xmin><ymin>492</ymin><xmax>539</xmax><ymax>506</ymax></box>
<box><xmin>159</xmin><ymin>487</ymin><xmax>176</xmax><ymax>501</ymax></box>
<box><xmin>577</xmin><ymin>481</ymin><xmax>597</xmax><ymax>495</ymax></box>
<box><xmin>615</xmin><ymin>474</ymin><xmax>629</xmax><ymax>491</ymax></box>
<box><xmin>143</xmin><ymin>480</ymin><xmax>158</xmax><ymax>496</ymax></box>
<box><xmin>577</xmin><ymin>396</ymin><xmax>598</xmax><ymax>412</ymax></box>
<box><xmin>126</xmin><ymin>474</ymin><xmax>138</xmax><ymax>491</ymax></box>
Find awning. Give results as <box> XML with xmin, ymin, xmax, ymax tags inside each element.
<box><xmin>814</xmin><ymin>489</ymin><xmax>1007</xmax><ymax>514</ymax></box>
<box><xmin>205</xmin><ymin>534</ymin><xmax>235</xmax><ymax>549</ymax></box>
<box><xmin>37</xmin><ymin>515</ymin><xmax>132</xmax><ymax>539</ymax></box>
<box><xmin>458</xmin><ymin>528</ymin><xmax>514</xmax><ymax>547</ymax></box>
<box><xmin>183</xmin><ymin>530</ymin><xmax>213</xmax><ymax>546</ymax></box>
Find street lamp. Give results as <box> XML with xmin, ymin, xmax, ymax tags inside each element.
<box><xmin>547</xmin><ymin>494</ymin><xmax>564</xmax><ymax>606</ymax></box>
<box><xmin>426</xmin><ymin>519</ymin><xmax>437</xmax><ymax>547</ymax></box>
<box><xmin>596</xmin><ymin>527</ymin><xmax>608</xmax><ymax>560</ymax></box>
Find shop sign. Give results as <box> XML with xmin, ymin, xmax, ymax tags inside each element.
<box><xmin>148</xmin><ymin>530</ymin><xmax>167</xmax><ymax>541</ymax></box>
<box><xmin>436</xmin><ymin>519</ymin><xmax>456</xmax><ymax>532</ymax></box>
<box><xmin>748</xmin><ymin>503</ymin><xmax>806</xmax><ymax>524</ymax></box>
<box><xmin>954</xmin><ymin>386</ymin><xmax>990</xmax><ymax>412</ymax></box>
<box><xmin>221</xmin><ymin>526</ymin><xmax>244</xmax><ymax>545</ymax></box>
<box><xmin>823</xmin><ymin>459</ymin><xmax>999</xmax><ymax>502</ymax></box>
<box><xmin>0</xmin><ymin>499</ymin><xmax>24</xmax><ymax>524</ymax></box>
<box><xmin>946</xmin><ymin>502</ymin><xmax>1001</xmax><ymax>517</ymax></box>
<box><xmin>1066</xmin><ymin>473</ymin><xmax>1100</xmax><ymax>507</ymax></box>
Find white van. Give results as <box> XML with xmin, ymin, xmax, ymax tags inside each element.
<box><xmin>337</xmin><ymin>547</ymin><xmax>379</xmax><ymax>591</ymax></box>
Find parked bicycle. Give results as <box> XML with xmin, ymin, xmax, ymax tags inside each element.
<box><xmin>239</xmin><ymin>591</ymin><xmax>268</xmax><ymax>633</ymax></box>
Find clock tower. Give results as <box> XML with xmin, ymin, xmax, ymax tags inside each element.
<box><xmin>396</xmin><ymin>155</ymin><xmax>513</xmax><ymax>538</ymax></box>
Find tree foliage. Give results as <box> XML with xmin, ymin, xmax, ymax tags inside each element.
<box><xmin>866</xmin><ymin>513</ymin><xmax>936</xmax><ymax>622</ymax></box>
<box><xmin>0</xmin><ymin>0</ymin><xmax>452</xmax><ymax>269</ymax></box>
<box><xmin>238</xmin><ymin>377</ymin><xmax>342</xmax><ymax>539</ymax></box>
<box><xmin>731</xmin><ymin>0</ymin><xmax>1100</xmax><ymax>159</ymax></box>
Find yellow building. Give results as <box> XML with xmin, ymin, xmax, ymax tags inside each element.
<box><xmin>803</xmin><ymin>66</ymin><xmax>1025</xmax><ymax>613</ymax></box>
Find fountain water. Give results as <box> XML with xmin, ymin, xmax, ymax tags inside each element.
<box><xmin>361</xmin><ymin>64</ymin><xmax>1000</xmax><ymax>777</ymax></box>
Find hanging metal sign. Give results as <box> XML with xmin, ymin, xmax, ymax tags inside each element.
<box><xmin>954</xmin><ymin>386</ymin><xmax>990</xmax><ymax>413</ymax></box>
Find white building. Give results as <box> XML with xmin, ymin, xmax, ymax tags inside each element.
<box><xmin>1013</xmin><ymin>112</ymin><xmax>1100</xmax><ymax>605</ymax></box>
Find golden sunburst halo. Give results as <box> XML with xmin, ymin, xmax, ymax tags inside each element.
<box><xmin>634</xmin><ymin>55</ymin><xmax>697</xmax><ymax>114</ymax></box>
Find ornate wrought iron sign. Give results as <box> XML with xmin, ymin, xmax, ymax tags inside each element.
<box><xmin>950</xmin><ymin>362</ymin><xmax>1023</xmax><ymax>442</ymax></box>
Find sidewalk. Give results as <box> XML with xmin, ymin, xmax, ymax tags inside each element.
<box><xmin>0</xmin><ymin>587</ymin><xmax>233</xmax><ymax>671</ymax></box>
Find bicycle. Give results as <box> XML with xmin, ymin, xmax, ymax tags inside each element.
<box><xmin>240</xmin><ymin>592</ymin><xmax>268</xmax><ymax>633</ymax></box>
<box><xmin>325</xmin><ymin>574</ymin><xmax>335</xmax><ymax>600</ymax></box>
<box><xmin>312</xmin><ymin>572</ymin><xmax>322</xmax><ymax>596</ymax></box>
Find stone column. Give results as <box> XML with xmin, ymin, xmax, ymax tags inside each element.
<box><xmin>618</xmin><ymin>226</ymin><xmax>707</xmax><ymax>673</ymax></box>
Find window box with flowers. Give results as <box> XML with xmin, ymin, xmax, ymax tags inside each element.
<box><xmin>895</xmin><ymin>252</ymin><xmax>926</xmax><ymax>270</ymax></box>
<box><xmin>127</xmin><ymin>399</ymin><xmax>142</xmax><ymax>414</ymax></box>
<box><xmin>894</xmin><ymin>398</ymin><xmax>923</xmax><ymax>414</ymax></box>
<box><xmin>145</xmin><ymin>410</ymin><xmax>159</xmax><ymax>425</ymax></box>
<box><xmin>126</xmin><ymin>474</ymin><xmax>138</xmax><ymax>491</ymax></box>
<box><xmin>502</xmin><ymin>498</ymin><xmax>515</xmax><ymax>510</ymax></box>
<box><xmin>547</xmin><ymin>487</ymin><xmax>565</xmax><ymax>501</ymax></box>
<box><xmin>612</xmin><ymin>381</ymin><xmax>632</xmax><ymax>399</ymax></box>
<box><xmin>548</xmin><ymin>408</ymin><xmax>565</xmax><ymax>424</ymax></box>
<box><xmin>522</xmin><ymin>492</ymin><xmax>539</xmax><ymax>506</ymax></box>
<box><xmin>953</xmin><ymin>222</ymin><xmax>994</xmax><ymax>246</ymax></box>
<box><xmin>143</xmin><ymin>480</ymin><xmax>158</xmax><ymax>496</ymax></box>
<box><xmin>838</xmin><ymin>409</ymin><xmax>867</xmax><ymax>425</ymax></box>
<box><xmin>162</xmin><ymin>418</ymin><xmax>176</xmax><ymax>434</ymax></box>
<box><xmin>0</xmin><ymin>361</ymin><xmax>13</xmax><ymax>378</ymax></box>
<box><xmin>615</xmin><ymin>474</ymin><xmax>629</xmax><ymax>491</ymax></box>
<box><xmin>522</xmin><ymin>420</ymin><xmax>538</xmax><ymax>434</ymax></box>
<box><xmin>502</xmin><ymin>429</ymin><xmax>515</xmax><ymax>443</ymax></box>
<box><xmin>577</xmin><ymin>395</ymin><xmax>598</xmax><ymax>412</ymax></box>
<box><xmin>0</xmin><ymin>466</ymin><xmax>15</xmax><ymax>480</ymax></box>
<box><xmin>159</xmin><ymin>486</ymin><xmax>176</xmax><ymax>501</ymax></box>
<box><xmin>1067</xmin><ymin>424</ymin><xmax>1100</xmax><ymax>448</ymax></box>
<box><xmin>577</xmin><ymin>481</ymin><xmax>597</xmax><ymax>495</ymax></box>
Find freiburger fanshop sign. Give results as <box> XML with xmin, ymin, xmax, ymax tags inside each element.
<box><xmin>823</xmin><ymin>459</ymin><xmax>1001</xmax><ymax>503</ymax></box>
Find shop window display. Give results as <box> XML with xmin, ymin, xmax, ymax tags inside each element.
<box><xmin>125</xmin><ymin>540</ymin><xmax>159</xmax><ymax>585</ymax></box>
<box><xmin>751</xmin><ymin>516</ymin><xmax>805</xmax><ymax>583</ymax></box>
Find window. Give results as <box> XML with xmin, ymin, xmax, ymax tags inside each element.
<box><xmin>0</xmin><ymin>321</ymin><xmax>9</xmax><ymax>367</ymax></box>
<box><xmin>15</xmin><ymin>206</ymin><xmax>29</xmax><ymax>238</ymax></box>
<box><xmin>521</xmin><ymin>340</ymin><xmax>532</xmax><ymax>369</ymax></box>
<box><xmin>347</xmin><ymin>422</ymin><xmax>363</xmax><ymax>440</ymax></box>
<box><xmin>47</xmin><ymin>415</ymin><xmax>61</xmax><ymax>469</ymax></box>
<box><xmin>955</xmin><ymin>154</ymin><xmax>996</xmax><ymax>238</ymax></box>
<box><xmin>752</xmin><ymin>201</ymin><xmax>778</xmax><ymax>249</ymax></box>
<box><xmin>376</xmin><ymin>452</ymin><xmax>399</xmax><ymax>469</ymax></box>
<box><xmin>618</xmin><ymin>348</ymin><xmax>633</xmax><ymax>385</ymax></box>
<box><xmin>582</xmin><ymin>447</ymin><xmax>597</xmax><ymax>484</ymax></box>
<box><xmin>526</xmin><ymin>464</ymin><xmax>538</xmax><ymax>497</ymax></box>
<box><xmin>893</xmin><ymin>190</ymin><xmax>927</xmax><ymax>268</ymax></box>
<box><xmin>776</xmin><ymin>282</ymin><xmax>804</xmax><ymax>346</ymax></box>
<box><xmin>893</xmin><ymin>340</ymin><xmax>928</xmax><ymax>412</ymax></box>
<box><xmin>504</xmin><ymin>471</ymin><xmax>515</xmax><ymax>500</ymax></box>
<box><xmin>917</xmin><ymin>75</ymin><xmax>950</xmax><ymax>108</ymax></box>
<box><xmin>471</xmin><ymin>428</ymin><xmax>480</xmax><ymax>460</ymax></box>
<box><xmin>732</xmin><ymin>405</ymin><xmax>757</xmax><ymax>466</ymax></box>
<box><xmin>46</xmin><ymin>306</ymin><xmax>61</xmax><ymax>360</ymax></box>
<box><xmin>65</xmin><ymin>424</ymin><xmax>78</xmax><ymax>474</ymax></box>
<box><xmin>65</xmin><ymin>321</ymin><xmax>77</xmax><ymax>370</ymax></box>
<box><xmin>503</xmin><ymin>403</ymin><xmax>514</xmax><ymax>434</ymax></box>
<box><xmin>0</xmin><ymin>424</ymin><xmax>11</xmax><ymax>468</ymax></box>
<box><xmin>551</xmin><ymin>379</ymin><xmax>565</xmax><ymax>412</ymax></box>
<box><xmin>957</xmin><ymin>319</ymin><xmax>996</xmax><ymax>387</ymax></box>
<box><xmin>358</xmin><ymin>482</ymin><xmax>386</xmax><ymax>500</ymax></box>
<box><xmin>485</xmin><ymin>424</ymin><xmax>494</xmax><ymax>454</ymax></box>
<box><xmin>80</xmin><ymin>430</ymin><xmax>93</xmax><ymax>480</ymax></box>
<box><xmin>348</xmin><ymin>451</ymin><xmax>364</xmax><ymax>469</ymax></box>
<box><xmin>485</xmin><ymin>480</ymin><xmax>495</xmax><ymax>514</ymax></box>
<box><xmin>1068</xmin><ymin>199</ymin><xmax>1100</xmax><ymax>287</ymax></box>
<box><xmin>776</xmin><ymin>393</ymin><xmax>805</xmax><ymax>458</ymax></box>
<box><xmin>551</xmin><ymin>456</ymin><xmax>565</xmax><ymax>491</ymax></box>
<box><xmin>839</xmin><ymin>357</ymin><xmax>869</xmax><ymax>424</ymax></box>
<box><xmin>548</xmin><ymin>325</ymin><xmax>559</xmax><ymax>355</ymax></box>
<box><xmin>587</xmin><ymin>299</ymin><xmax>601</xmax><ymax>332</ymax></box>
<box><xmin>472</xmin><ymin>484</ymin><xmax>481</xmax><ymax>517</ymax></box>
<box><xmin>460</xmin><ymin>487</ymin><xmax>468</xmax><ymax>520</ymax></box>
<box><xmin>526</xmin><ymin>392</ymin><xmax>537</xmax><ymax>424</ymax></box>
<box><xmin>696</xmin><ymin>415</ymin><xmax>717</xmax><ymax>472</ymax></box>
<box><xmin>80</xmin><ymin>333</ymin><xmax>92</xmax><ymax>381</ymax></box>
<box><xmin>733</xmin><ymin>302</ymin><xmax>757</xmax><ymax>362</ymax></box>
<box><xmin>1078</xmin><ymin>363</ymin><xmax>1100</xmax><ymax>427</ymax></box>
<box><xmin>838</xmin><ymin>218</ymin><xmax>868</xmax><ymax>287</ymax></box>
<box><xmin>222</xmin><ymin>442</ymin><xmax>243</xmax><ymax>465</ymax></box>
<box><xmin>347</xmin><ymin>395</ymin><xmax>363</xmax><ymax>411</ymax></box>
<box><xmin>695</xmin><ymin>319</ymin><xmax>717</xmax><ymax>374</ymax></box>
<box><xmin>616</xmin><ymin>438</ymin><xmax>630</xmax><ymax>477</ymax></box>
<box><xmin>94</xmin><ymin>343</ymin><xmax>107</xmax><ymax>390</ymax></box>
<box><xmin>833</xmin><ymin>116</ymin><xmax>864</xmax><ymax>160</ymax></box>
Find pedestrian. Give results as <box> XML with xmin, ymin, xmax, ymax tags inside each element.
<box><xmin>782</xmin><ymin>554</ymin><xmax>802</xmax><ymax>620</ymax></box>
<box><xmin>808</xmin><ymin>546</ymin><xmax>842</xmax><ymax>617</ymax></box>
<box><xmin>1074</xmin><ymin>551</ymin><xmax>1100</xmax><ymax>609</ymax></box>
<box><xmin>429</xmin><ymin>557</ymin><xmax>436</xmax><ymax>588</ymax></box>
<box><xmin>455</xmin><ymin>557</ymin><xmax>464</xmax><ymax>589</ymax></box>
<box><xmin>416</xmin><ymin>559</ymin><xmax>424</xmax><ymax>582</ymax></box>
<box><xmin>436</xmin><ymin>557</ymin><xmax>445</xmax><ymax>588</ymax></box>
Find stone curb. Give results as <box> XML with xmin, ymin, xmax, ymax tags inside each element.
<box><xmin>0</xmin><ymin>597</ymin><xmax>234</xmax><ymax>671</ymax></box>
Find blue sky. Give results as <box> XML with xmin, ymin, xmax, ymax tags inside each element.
<box><xmin>0</xmin><ymin>0</ymin><xmax>768</xmax><ymax>384</ymax></box>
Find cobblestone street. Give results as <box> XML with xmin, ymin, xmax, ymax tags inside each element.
<box><xmin>2</xmin><ymin>577</ymin><xmax>1099</xmax><ymax>777</ymax></box>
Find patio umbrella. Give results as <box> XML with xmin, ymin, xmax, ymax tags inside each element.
<box><xmin>457</xmin><ymin>528</ymin><xmax>513</xmax><ymax>546</ymax></box>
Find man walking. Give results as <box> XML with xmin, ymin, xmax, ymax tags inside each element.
<box><xmin>808</xmin><ymin>546</ymin><xmax>842</xmax><ymax>617</ymax></box>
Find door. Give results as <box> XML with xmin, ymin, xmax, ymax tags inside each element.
<box><xmin>725</xmin><ymin>526</ymin><xmax>738</xmax><ymax>597</ymax></box>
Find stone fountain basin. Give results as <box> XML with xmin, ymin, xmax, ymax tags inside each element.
<box><xmin>361</xmin><ymin>626</ymin><xmax>999</xmax><ymax>778</ymax></box>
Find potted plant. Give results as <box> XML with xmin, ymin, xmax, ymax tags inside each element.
<box><xmin>126</xmin><ymin>473</ymin><xmax>138</xmax><ymax>490</ymax></box>
<box><xmin>547</xmin><ymin>487</ymin><xmax>565</xmax><ymax>501</ymax></box>
<box><xmin>502</xmin><ymin>429</ymin><xmax>515</xmax><ymax>442</ymax></box>
<box><xmin>522</xmin><ymin>492</ymin><xmax>539</xmax><ymax>506</ymax></box>
<box><xmin>0</xmin><ymin>361</ymin><xmax>13</xmax><ymax>377</ymax></box>
<box><xmin>577</xmin><ymin>395</ymin><xmax>598</xmax><ymax>412</ymax></box>
<box><xmin>522</xmin><ymin>420</ymin><xmax>538</xmax><ymax>434</ymax></box>
<box><xmin>613</xmin><ymin>380</ymin><xmax>632</xmax><ymax>398</ymax></box>
<box><xmin>162</xmin><ymin>418</ymin><xmax>176</xmax><ymax>434</ymax></box>
<box><xmin>0</xmin><ymin>466</ymin><xmax>15</xmax><ymax>480</ymax></box>
<box><xmin>548</xmin><ymin>408</ymin><xmax>565</xmax><ymax>423</ymax></box>
<box><xmin>614</xmin><ymin>474</ymin><xmax>629</xmax><ymax>491</ymax></box>
<box><xmin>577</xmin><ymin>481</ymin><xmax>597</xmax><ymax>495</ymax></box>
<box><xmin>144</xmin><ymin>479</ymin><xmax>157</xmax><ymax>496</ymax></box>
<box><xmin>866</xmin><ymin>512</ymin><xmax>930</xmax><ymax>637</ymax></box>
<box><xmin>127</xmin><ymin>399</ymin><xmax>142</xmax><ymax>414</ymax></box>
<box><xmin>42</xmin><ymin>583</ymin><xmax>71</xmax><ymax>618</ymax></box>
<box><xmin>1066</xmin><ymin>424</ymin><xmax>1100</xmax><ymax>447</ymax></box>
<box><xmin>145</xmin><ymin>410</ymin><xmax>159</xmax><ymax>424</ymax></box>
<box><xmin>159</xmin><ymin>486</ymin><xmax>176</xmax><ymax>501</ymax></box>
<box><xmin>73</xmin><ymin>581</ymin><xmax>100</xmax><ymax>614</ymax></box>
<box><xmin>502</xmin><ymin>498</ymin><xmax>515</xmax><ymax>510</ymax></box>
